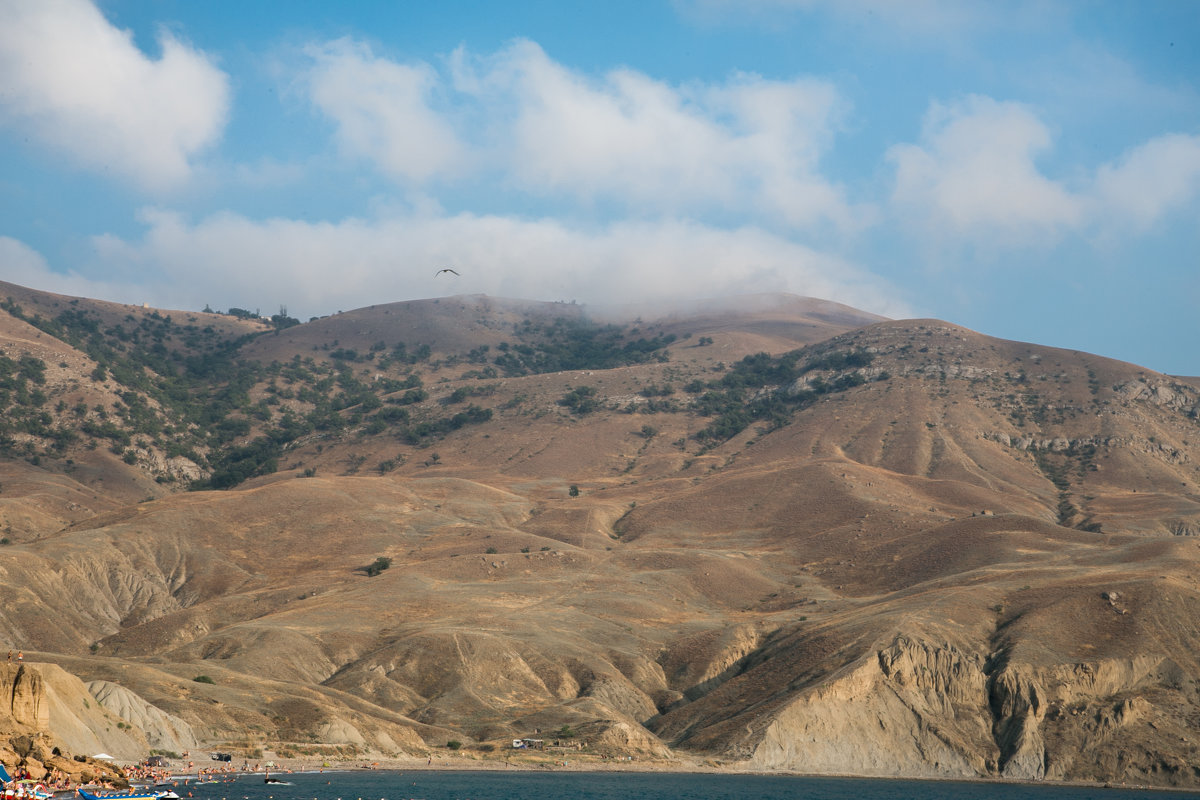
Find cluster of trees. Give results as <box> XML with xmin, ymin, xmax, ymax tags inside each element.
<box><xmin>327</xmin><ymin>341</ymin><xmax>432</xmax><ymax>368</ymax></box>
<box><xmin>206</xmin><ymin>304</ymin><xmax>300</xmax><ymax>330</ymax></box>
<box><xmin>492</xmin><ymin>317</ymin><xmax>676</xmax><ymax>376</ymax></box>
<box><xmin>0</xmin><ymin>351</ymin><xmax>58</xmax><ymax>455</ymax></box>
<box><xmin>558</xmin><ymin>385</ymin><xmax>599</xmax><ymax>415</ymax></box>
<box><xmin>692</xmin><ymin>348</ymin><xmax>879</xmax><ymax>443</ymax></box>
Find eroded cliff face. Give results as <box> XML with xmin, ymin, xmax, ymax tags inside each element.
<box><xmin>2</xmin><ymin>663</ymin><xmax>48</xmax><ymax>730</ymax></box>
<box><xmin>730</xmin><ymin>636</ymin><xmax>1200</xmax><ymax>787</ymax></box>
<box><xmin>0</xmin><ymin>661</ymin><xmax>209</xmax><ymax>774</ymax></box>
<box><xmin>86</xmin><ymin>680</ymin><xmax>199</xmax><ymax>756</ymax></box>
<box><xmin>0</xmin><ymin>663</ymin><xmax>126</xmax><ymax>784</ymax></box>
<box><xmin>743</xmin><ymin>637</ymin><xmax>994</xmax><ymax>778</ymax></box>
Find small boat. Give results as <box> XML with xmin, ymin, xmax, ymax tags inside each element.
<box><xmin>262</xmin><ymin>768</ymin><xmax>291</xmax><ymax>787</ymax></box>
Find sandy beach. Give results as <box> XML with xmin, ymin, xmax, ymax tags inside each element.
<box><xmin>161</xmin><ymin>750</ymin><xmax>712</xmax><ymax>782</ymax></box>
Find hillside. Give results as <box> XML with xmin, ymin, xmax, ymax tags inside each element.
<box><xmin>1</xmin><ymin>281</ymin><xmax>1199</xmax><ymax>787</ymax></box>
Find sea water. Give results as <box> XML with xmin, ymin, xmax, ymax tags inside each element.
<box><xmin>179</xmin><ymin>770</ymin><xmax>1200</xmax><ymax>800</ymax></box>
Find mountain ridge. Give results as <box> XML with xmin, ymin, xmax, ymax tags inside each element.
<box><xmin>0</xmin><ymin>280</ymin><xmax>1198</xmax><ymax>787</ymax></box>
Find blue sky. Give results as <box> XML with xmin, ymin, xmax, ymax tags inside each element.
<box><xmin>1</xmin><ymin>1</ymin><xmax>1198</xmax><ymax>374</ymax></box>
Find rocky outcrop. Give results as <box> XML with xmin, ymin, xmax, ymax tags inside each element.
<box><xmin>0</xmin><ymin>731</ymin><xmax>125</xmax><ymax>786</ymax></box>
<box><xmin>1113</xmin><ymin>380</ymin><xmax>1199</xmax><ymax>413</ymax></box>
<box><xmin>985</xmin><ymin>431</ymin><xmax>1192</xmax><ymax>470</ymax></box>
<box><xmin>1</xmin><ymin>663</ymin><xmax>48</xmax><ymax>730</ymax></box>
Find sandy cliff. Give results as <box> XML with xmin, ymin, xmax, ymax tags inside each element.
<box><xmin>0</xmin><ymin>662</ymin><xmax>129</xmax><ymax>783</ymax></box>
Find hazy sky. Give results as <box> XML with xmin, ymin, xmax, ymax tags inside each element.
<box><xmin>1</xmin><ymin>1</ymin><xmax>1198</xmax><ymax>374</ymax></box>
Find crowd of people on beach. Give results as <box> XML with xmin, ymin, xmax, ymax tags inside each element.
<box><xmin>5</xmin><ymin>764</ymin><xmax>72</xmax><ymax>790</ymax></box>
<box><xmin>38</xmin><ymin>767</ymin><xmax>81</xmax><ymax>793</ymax></box>
<box><xmin>120</xmin><ymin>763</ymin><xmax>172</xmax><ymax>786</ymax></box>
<box><xmin>1</xmin><ymin>765</ymin><xmax>123</xmax><ymax>796</ymax></box>
<box><xmin>3</xmin><ymin>757</ymin><xmax>251</xmax><ymax>798</ymax></box>
<box><xmin>123</xmin><ymin>760</ymin><xmax>246</xmax><ymax>789</ymax></box>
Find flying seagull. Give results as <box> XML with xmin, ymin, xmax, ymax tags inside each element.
<box><xmin>435</xmin><ymin>268</ymin><xmax>460</xmax><ymax>276</ymax></box>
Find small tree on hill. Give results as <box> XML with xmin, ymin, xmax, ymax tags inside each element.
<box><xmin>558</xmin><ymin>385</ymin><xmax>599</xmax><ymax>415</ymax></box>
<box><xmin>365</xmin><ymin>556</ymin><xmax>392</xmax><ymax>577</ymax></box>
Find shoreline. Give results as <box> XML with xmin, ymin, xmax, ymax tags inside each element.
<box><xmin>158</xmin><ymin>755</ymin><xmax>1198</xmax><ymax>794</ymax></box>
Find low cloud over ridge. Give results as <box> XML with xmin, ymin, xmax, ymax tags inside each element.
<box><xmin>70</xmin><ymin>208</ymin><xmax>910</xmax><ymax>321</ymax></box>
<box><xmin>0</xmin><ymin>0</ymin><xmax>230</xmax><ymax>191</ymax></box>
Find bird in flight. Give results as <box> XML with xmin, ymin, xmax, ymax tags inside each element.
<box><xmin>435</xmin><ymin>268</ymin><xmax>460</xmax><ymax>276</ymax></box>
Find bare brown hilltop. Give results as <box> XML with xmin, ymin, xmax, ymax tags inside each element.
<box><xmin>1</xmin><ymin>280</ymin><xmax>1199</xmax><ymax>787</ymax></box>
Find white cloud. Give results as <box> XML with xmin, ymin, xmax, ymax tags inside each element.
<box><xmin>888</xmin><ymin>95</ymin><xmax>1084</xmax><ymax>243</ymax></box>
<box><xmin>887</xmin><ymin>96</ymin><xmax>1200</xmax><ymax>248</ymax></box>
<box><xmin>80</xmin><ymin>208</ymin><xmax>907</xmax><ymax>321</ymax></box>
<box><xmin>303</xmin><ymin>38</ymin><xmax>465</xmax><ymax>182</ymax></box>
<box><xmin>451</xmin><ymin>40</ymin><xmax>858</xmax><ymax>230</ymax></box>
<box><xmin>306</xmin><ymin>38</ymin><xmax>859</xmax><ymax>230</ymax></box>
<box><xmin>0</xmin><ymin>0</ymin><xmax>230</xmax><ymax>191</ymax></box>
<box><xmin>1093</xmin><ymin>134</ymin><xmax>1200</xmax><ymax>232</ymax></box>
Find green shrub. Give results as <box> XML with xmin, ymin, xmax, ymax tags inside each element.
<box><xmin>558</xmin><ymin>386</ymin><xmax>599</xmax><ymax>415</ymax></box>
<box><xmin>365</xmin><ymin>556</ymin><xmax>392</xmax><ymax>577</ymax></box>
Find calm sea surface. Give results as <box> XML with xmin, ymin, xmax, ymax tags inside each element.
<box><xmin>174</xmin><ymin>770</ymin><xmax>1200</xmax><ymax>800</ymax></box>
